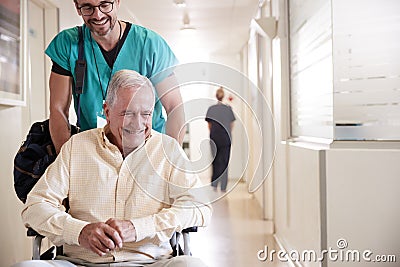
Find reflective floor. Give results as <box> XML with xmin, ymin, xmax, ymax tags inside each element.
<box><xmin>189</xmin><ymin>181</ymin><xmax>289</xmax><ymax>267</ymax></box>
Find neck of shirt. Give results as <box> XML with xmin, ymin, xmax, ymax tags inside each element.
<box><xmin>99</xmin><ymin>22</ymin><xmax>131</xmax><ymax>68</ymax></box>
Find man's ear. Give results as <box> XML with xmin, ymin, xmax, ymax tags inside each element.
<box><xmin>103</xmin><ymin>102</ymin><xmax>110</xmax><ymax>122</ymax></box>
<box><xmin>74</xmin><ymin>1</ymin><xmax>82</xmax><ymax>16</ymax></box>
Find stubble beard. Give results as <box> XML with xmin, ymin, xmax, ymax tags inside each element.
<box><xmin>88</xmin><ymin>16</ymin><xmax>117</xmax><ymax>37</ymax></box>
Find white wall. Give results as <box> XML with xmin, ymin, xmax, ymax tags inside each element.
<box><xmin>274</xmin><ymin>142</ymin><xmax>325</xmax><ymax>267</ymax></box>
<box><xmin>56</xmin><ymin>0</ymin><xmax>80</xmax><ymax>29</ymax></box>
<box><xmin>269</xmin><ymin>1</ymin><xmax>400</xmax><ymax>267</ymax></box>
<box><xmin>274</xmin><ymin>142</ymin><xmax>400</xmax><ymax>267</ymax></box>
<box><xmin>1</xmin><ymin>1</ymin><xmax>59</xmax><ymax>266</ymax></box>
<box><xmin>0</xmin><ymin>106</ymin><xmax>31</xmax><ymax>266</ymax></box>
<box><xmin>243</xmin><ymin>2</ymin><xmax>279</xmax><ymax>223</ymax></box>
<box><xmin>326</xmin><ymin>149</ymin><xmax>400</xmax><ymax>267</ymax></box>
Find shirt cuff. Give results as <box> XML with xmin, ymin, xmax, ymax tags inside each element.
<box><xmin>131</xmin><ymin>215</ymin><xmax>156</xmax><ymax>242</ymax></box>
<box><xmin>63</xmin><ymin>217</ymin><xmax>89</xmax><ymax>245</ymax></box>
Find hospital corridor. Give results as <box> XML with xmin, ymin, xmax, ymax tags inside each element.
<box><xmin>189</xmin><ymin>181</ymin><xmax>286</xmax><ymax>267</ymax></box>
<box><xmin>0</xmin><ymin>0</ymin><xmax>399</xmax><ymax>266</ymax></box>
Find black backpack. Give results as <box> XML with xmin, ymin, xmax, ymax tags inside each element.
<box><xmin>13</xmin><ymin>26</ymin><xmax>85</xmax><ymax>203</ymax></box>
<box><xmin>13</xmin><ymin>120</ymin><xmax>79</xmax><ymax>203</ymax></box>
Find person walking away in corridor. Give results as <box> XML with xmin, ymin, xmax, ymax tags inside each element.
<box><xmin>205</xmin><ymin>87</ymin><xmax>236</xmax><ymax>192</ymax></box>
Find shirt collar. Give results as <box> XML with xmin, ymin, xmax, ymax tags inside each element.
<box><xmin>100</xmin><ymin>125</ymin><xmax>153</xmax><ymax>156</ymax></box>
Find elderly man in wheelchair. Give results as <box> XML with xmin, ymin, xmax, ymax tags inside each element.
<box><xmin>13</xmin><ymin>70</ymin><xmax>212</xmax><ymax>267</ymax></box>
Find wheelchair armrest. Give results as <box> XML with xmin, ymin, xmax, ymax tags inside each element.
<box><xmin>170</xmin><ymin>227</ymin><xmax>198</xmax><ymax>257</ymax></box>
<box><xmin>27</xmin><ymin>228</ymin><xmax>44</xmax><ymax>260</ymax></box>
<box><xmin>27</xmin><ymin>227</ymin><xmax>42</xmax><ymax>237</ymax></box>
<box><xmin>182</xmin><ymin>227</ymin><xmax>197</xmax><ymax>256</ymax></box>
<box><xmin>182</xmin><ymin>226</ymin><xmax>197</xmax><ymax>233</ymax></box>
<box><xmin>26</xmin><ymin>227</ymin><xmax>56</xmax><ymax>260</ymax></box>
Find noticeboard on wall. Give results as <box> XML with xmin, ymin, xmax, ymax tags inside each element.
<box><xmin>0</xmin><ymin>0</ymin><xmax>26</xmax><ymax>106</ymax></box>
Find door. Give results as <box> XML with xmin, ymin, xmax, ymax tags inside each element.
<box><xmin>27</xmin><ymin>0</ymin><xmax>46</xmax><ymax>122</ymax></box>
<box><xmin>22</xmin><ymin>0</ymin><xmax>58</xmax><ymax>132</ymax></box>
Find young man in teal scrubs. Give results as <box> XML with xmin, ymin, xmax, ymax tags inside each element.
<box><xmin>47</xmin><ymin>0</ymin><xmax>185</xmax><ymax>153</ymax></box>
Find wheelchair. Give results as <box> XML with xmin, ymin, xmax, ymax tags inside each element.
<box><xmin>28</xmin><ymin>226</ymin><xmax>198</xmax><ymax>260</ymax></box>
<box><xmin>25</xmin><ymin>185</ymin><xmax>199</xmax><ymax>261</ymax></box>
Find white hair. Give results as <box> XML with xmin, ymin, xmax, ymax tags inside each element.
<box><xmin>105</xmin><ymin>70</ymin><xmax>155</xmax><ymax>107</ymax></box>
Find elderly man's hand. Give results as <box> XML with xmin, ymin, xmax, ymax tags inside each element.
<box><xmin>78</xmin><ymin>222</ymin><xmax>123</xmax><ymax>256</ymax></box>
<box><xmin>106</xmin><ymin>218</ymin><xmax>137</xmax><ymax>243</ymax></box>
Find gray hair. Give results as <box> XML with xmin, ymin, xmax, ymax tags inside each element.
<box><xmin>105</xmin><ymin>70</ymin><xmax>155</xmax><ymax>107</ymax></box>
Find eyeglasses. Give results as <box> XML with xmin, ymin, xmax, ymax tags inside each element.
<box><xmin>78</xmin><ymin>1</ymin><xmax>114</xmax><ymax>16</ymax></box>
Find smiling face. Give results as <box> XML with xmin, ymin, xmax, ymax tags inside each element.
<box><xmin>103</xmin><ymin>70</ymin><xmax>155</xmax><ymax>156</ymax></box>
<box><xmin>104</xmin><ymin>86</ymin><xmax>154</xmax><ymax>156</ymax></box>
<box><xmin>74</xmin><ymin>0</ymin><xmax>120</xmax><ymax>37</ymax></box>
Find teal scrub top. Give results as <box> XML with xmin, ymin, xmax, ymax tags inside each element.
<box><xmin>45</xmin><ymin>23</ymin><xmax>178</xmax><ymax>132</ymax></box>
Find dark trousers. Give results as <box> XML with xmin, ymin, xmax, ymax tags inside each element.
<box><xmin>211</xmin><ymin>142</ymin><xmax>231</xmax><ymax>191</ymax></box>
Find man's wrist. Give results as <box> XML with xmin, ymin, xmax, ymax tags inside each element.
<box><xmin>130</xmin><ymin>217</ymin><xmax>155</xmax><ymax>242</ymax></box>
<box><xmin>65</xmin><ymin>218</ymin><xmax>89</xmax><ymax>245</ymax></box>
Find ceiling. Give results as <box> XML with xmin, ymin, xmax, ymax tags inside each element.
<box><xmin>117</xmin><ymin>0</ymin><xmax>260</xmax><ymax>61</ymax></box>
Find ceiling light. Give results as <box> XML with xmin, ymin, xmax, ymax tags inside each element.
<box><xmin>180</xmin><ymin>12</ymin><xmax>196</xmax><ymax>31</ymax></box>
<box><xmin>182</xmin><ymin>12</ymin><xmax>190</xmax><ymax>25</ymax></box>
<box><xmin>180</xmin><ymin>24</ymin><xmax>196</xmax><ymax>32</ymax></box>
<box><xmin>173</xmin><ymin>0</ymin><xmax>186</xmax><ymax>8</ymax></box>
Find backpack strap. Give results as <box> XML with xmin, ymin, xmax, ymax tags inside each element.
<box><xmin>74</xmin><ymin>26</ymin><xmax>86</xmax><ymax>128</ymax></box>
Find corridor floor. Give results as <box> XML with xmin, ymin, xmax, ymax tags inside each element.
<box><xmin>188</xmin><ymin>181</ymin><xmax>289</xmax><ymax>267</ymax></box>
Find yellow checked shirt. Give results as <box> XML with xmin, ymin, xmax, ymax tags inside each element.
<box><xmin>22</xmin><ymin>127</ymin><xmax>212</xmax><ymax>263</ymax></box>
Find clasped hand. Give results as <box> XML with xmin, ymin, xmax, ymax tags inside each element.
<box><xmin>78</xmin><ymin>218</ymin><xmax>137</xmax><ymax>256</ymax></box>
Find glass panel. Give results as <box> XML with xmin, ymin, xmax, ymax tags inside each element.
<box><xmin>332</xmin><ymin>0</ymin><xmax>400</xmax><ymax>140</ymax></box>
<box><xmin>0</xmin><ymin>0</ymin><xmax>23</xmax><ymax>105</ymax></box>
<box><xmin>289</xmin><ymin>0</ymin><xmax>333</xmax><ymax>139</ymax></box>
